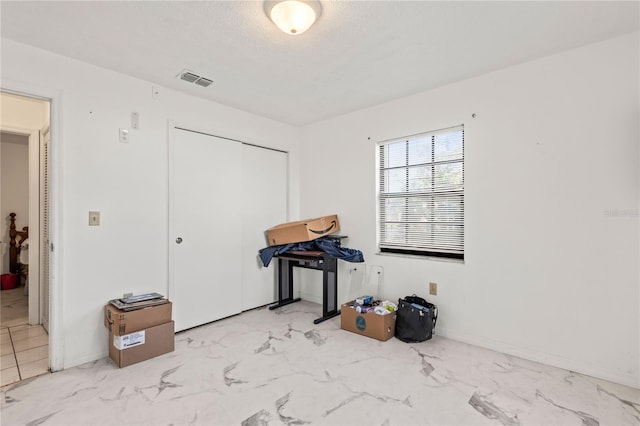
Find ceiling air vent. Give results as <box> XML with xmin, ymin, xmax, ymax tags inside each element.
<box><xmin>180</xmin><ymin>71</ymin><xmax>199</xmax><ymax>83</ymax></box>
<box><xmin>195</xmin><ymin>77</ymin><xmax>213</xmax><ymax>88</ymax></box>
<box><xmin>177</xmin><ymin>69</ymin><xmax>213</xmax><ymax>88</ymax></box>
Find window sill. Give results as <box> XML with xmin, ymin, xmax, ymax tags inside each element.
<box><xmin>375</xmin><ymin>251</ymin><xmax>465</xmax><ymax>264</ymax></box>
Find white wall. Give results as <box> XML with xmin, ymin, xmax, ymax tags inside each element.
<box><xmin>1</xmin><ymin>32</ymin><xmax>637</xmax><ymax>388</ymax></box>
<box><xmin>0</xmin><ymin>134</ymin><xmax>29</xmax><ymax>273</ymax></box>
<box><xmin>0</xmin><ymin>39</ymin><xmax>301</xmax><ymax>369</ymax></box>
<box><xmin>300</xmin><ymin>33</ymin><xmax>640</xmax><ymax>388</ymax></box>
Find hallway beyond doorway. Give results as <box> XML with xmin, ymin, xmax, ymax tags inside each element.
<box><xmin>0</xmin><ymin>287</ymin><xmax>49</xmax><ymax>387</ymax></box>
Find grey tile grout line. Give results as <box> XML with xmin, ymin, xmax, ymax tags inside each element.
<box><xmin>12</xmin><ymin>325</ymin><xmax>51</xmax><ymax>381</ymax></box>
<box><xmin>8</xmin><ymin>326</ymin><xmax>23</xmax><ymax>383</ymax></box>
<box><xmin>5</xmin><ymin>327</ymin><xmax>49</xmax><ymax>385</ymax></box>
<box><xmin>1</xmin><ymin>287</ymin><xmax>44</xmax><ymax>385</ymax></box>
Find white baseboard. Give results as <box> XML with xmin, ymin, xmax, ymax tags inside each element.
<box><xmin>65</xmin><ymin>350</ymin><xmax>110</xmax><ymax>370</ymax></box>
<box><xmin>299</xmin><ymin>292</ymin><xmax>322</xmax><ymax>305</ymax></box>
<box><xmin>437</xmin><ymin>326</ymin><xmax>639</xmax><ymax>389</ymax></box>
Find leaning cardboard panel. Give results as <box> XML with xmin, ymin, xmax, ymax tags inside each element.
<box><xmin>340</xmin><ymin>302</ymin><xmax>396</xmax><ymax>341</ymax></box>
<box><xmin>265</xmin><ymin>214</ymin><xmax>340</xmax><ymax>246</ymax></box>
<box><xmin>104</xmin><ymin>302</ymin><xmax>172</xmax><ymax>336</ymax></box>
<box><xmin>109</xmin><ymin>321</ymin><xmax>175</xmax><ymax>368</ymax></box>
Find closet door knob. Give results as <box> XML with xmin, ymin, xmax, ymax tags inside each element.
<box><xmin>176</xmin><ymin>237</ymin><xmax>183</xmax><ymax>244</ymax></box>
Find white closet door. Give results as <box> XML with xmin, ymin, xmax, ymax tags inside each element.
<box><xmin>171</xmin><ymin>128</ymin><xmax>242</xmax><ymax>331</ymax></box>
<box><xmin>241</xmin><ymin>145</ymin><xmax>287</xmax><ymax>310</ymax></box>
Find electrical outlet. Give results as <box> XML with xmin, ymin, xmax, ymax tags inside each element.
<box><xmin>89</xmin><ymin>211</ymin><xmax>100</xmax><ymax>226</ymax></box>
<box><xmin>429</xmin><ymin>282</ymin><xmax>438</xmax><ymax>296</ymax></box>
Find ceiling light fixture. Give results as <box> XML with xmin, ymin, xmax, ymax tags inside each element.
<box><xmin>264</xmin><ymin>0</ymin><xmax>322</xmax><ymax>35</ymax></box>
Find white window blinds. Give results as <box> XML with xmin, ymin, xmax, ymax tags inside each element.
<box><xmin>377</xmin><ymin>125</ymin><xmax>464</xmax><ymax>259</ymax></box>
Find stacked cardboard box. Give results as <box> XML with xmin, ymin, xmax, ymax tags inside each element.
<box><xmin>104</xmin><ymin>301</ymin><xmax>174</xmax><ymax>368</ymax></box>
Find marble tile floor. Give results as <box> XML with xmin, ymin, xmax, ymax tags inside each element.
<box><xmin>0</xmin><ymin>287</ymin><xmax>50</xmax><ymax>387</ymax></box>
<box><xmin>1</xmin><ymin>300</ymin><xmax>638</xmax><ymax>426</ymax></box>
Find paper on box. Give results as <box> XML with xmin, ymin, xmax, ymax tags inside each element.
<box><xmin>113</xmin><ymin>330</ymin><xmax>145</xmax><ymax>350</ymax></box>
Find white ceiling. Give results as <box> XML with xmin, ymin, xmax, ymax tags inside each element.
<box><xmin>1</xmin><ymin>1</ymin><xmax>638</xmax><ymax>126</ymax></box>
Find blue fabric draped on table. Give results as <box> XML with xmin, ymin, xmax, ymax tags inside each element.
<box><xmin>258</xmin><ymin>237</ymin><xmax>364</xmax><ymax>267</ymax></box>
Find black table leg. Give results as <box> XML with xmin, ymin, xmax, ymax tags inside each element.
<box><xmin>313</xmin><ymin>255</ymin><xmax>340</xmax><ymax>324</ymax></box>
<box><xmin>269</xmin><ymin>258</ymin><xmax>301</xmax><ymax>310</ymax></box>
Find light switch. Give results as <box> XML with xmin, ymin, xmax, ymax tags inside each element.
<box><xmin>89</xmin><ymin>211</ymin><xmax>100</xmax><ymax>226</ymax></box>
<box><xmin>119</xmin><ymin>128</ymin><xmax>129</xmax><ymax>143</ymax></box>
<box><xmin>131</xmin><ymin>112</ymin><xmax>139</xmax><ymax>129</ymax></box>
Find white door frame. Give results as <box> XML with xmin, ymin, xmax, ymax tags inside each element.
<box><xmin>1</xmin><ymin>83</ymin><xmax>63</xmax><ymax>372</ymax></box>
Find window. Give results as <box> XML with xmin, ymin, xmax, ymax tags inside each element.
<box><xmin>377</xmin><ymin>125</ymin><xmax>464</xmax><ymax>259</ymax></box>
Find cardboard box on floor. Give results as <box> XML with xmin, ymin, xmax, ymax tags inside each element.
<box><xmin>340</xmin><ymin>301</ymin><xmax>396</xmax><ymax>341</ymax></box>
<box><xmin>109</xmin><ymin>321</ymin><xmax>175</xmax><ymax>368</ymax></box>
<box><xmin>265</xmin><ymin>214</ymin><xmax>340</xmax><ymax>246</ymax></box>
<box><xmin>104</xmin><ymin>302</ymin><xmax>172</xmax><ymax>335</ymax></box>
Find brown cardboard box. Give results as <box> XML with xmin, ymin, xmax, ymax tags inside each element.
<box><xmin>109</xmin><ymin>321</ymin><xmax>175</xmax><ymax>368</ymax></box>
<box><xmin>340</xmin><ymin>302</ymin><xmax>396</xmax><ymax>341</ymax></box>
<box><xmin>265</xmin><ymin>214</ymin><xmax>340</xmax><ymax>246</ymax></box>
<box><xmin>104</xmin><ymin>302</ymin><xmax>172</xmax><ymax>335</ymax></box>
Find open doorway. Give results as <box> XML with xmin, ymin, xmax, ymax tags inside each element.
<box><xmin>0</xmin><ymin>91</ymin><xmax>50</xmax><ymax>386</ymax></box>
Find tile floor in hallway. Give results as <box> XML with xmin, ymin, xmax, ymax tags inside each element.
<box><xmin>1</xmin><ymin>285</ymin><xmax>29</xmax><ymax>328</ymax></box>
<box><xmin>0</xmin><ymin>286</ymin><xmax>50</xmax><ymax>387</ymax></box>
<box><xmin>1</xmin><ymin>300</ymin><xmax>639</xmax><ymax>425</ymax></box>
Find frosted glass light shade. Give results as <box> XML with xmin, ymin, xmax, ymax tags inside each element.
<box><xmin>265</xmin><ymin>0</ymin><xmax>322</xmax><ymax>35</ymax></box>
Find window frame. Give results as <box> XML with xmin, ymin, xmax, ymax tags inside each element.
<box><xmin>376</xmin><ymin>125</ymin><xmax>465</xmax><ymax>260</ymax></box>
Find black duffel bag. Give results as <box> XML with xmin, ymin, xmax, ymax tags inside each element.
<box><xmin>395</xmin><ymin>294</ymin><xmax>438</xmax><ymax>343</ymax></box>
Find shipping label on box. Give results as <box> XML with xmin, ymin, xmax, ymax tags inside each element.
<box><xmin>340</xmin><ymin>302</ymin><xmax>396</xmax><ymax>341</ymax></box>
<box><xmin>113</xmin><ymin>330</ymin><xmax>145</xmax><ymax>350</ymax></box>
<box><xmin>265</xmin><ymin>214</ymin><xmax>340</xmax><ymax>246</ymax></box>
